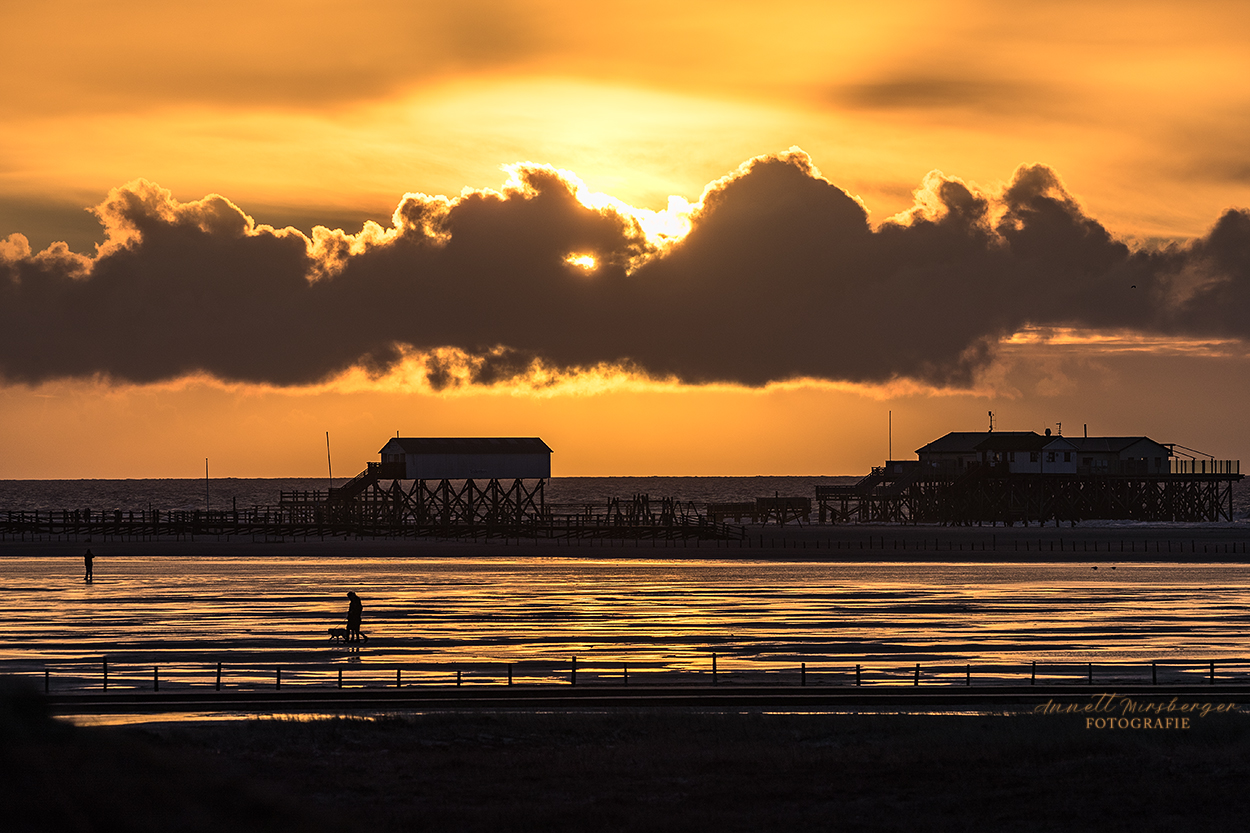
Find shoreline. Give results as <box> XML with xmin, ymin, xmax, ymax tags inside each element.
<box><xmin>3</xmin><ymin>522</ymin><xmax>1249</xmax><ymax>561</ymax></box>
<box><xmin>39</xmin><ymin>682</ymin><xmax>1250</xmax><ymax>717</ymax></box>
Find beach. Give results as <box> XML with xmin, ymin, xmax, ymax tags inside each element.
<box><xmin>4</xmin><ymin>685</ymin><xmax>1249</xmax><ymax>833</ymax></box>
<box><xmin>4</xmin><ymin>525</ymin><xmax>1249</xmax><ymax>697</ymax></box>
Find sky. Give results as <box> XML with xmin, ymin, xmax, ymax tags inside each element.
<box><xmin>2</xmin><ymin>0</ymin><xmax>1249</xmax><ymax>478</ymax></box>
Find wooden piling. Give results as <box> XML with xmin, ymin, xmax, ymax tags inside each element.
<box><xmin>337</xmin><ymin>667</ymin><xmax>342</xmax><ymax>689</ymax></box>
<box><xmin>914</xmin><ymin>663</ymin><xmax>919</xmax><ymax>686</ymax></box>
<box><xmin>855</xmin><ymin>663</ymin><xmax>861</xmax><ymax>686</ymax></box>
<box><xmin>276</xmin><ymin>667</ymin><xmax>281</xmax><ymax>690</ymax></box>
<box><xmin>154</xmin><ymin>667</ymin><xmax>159</xmax><ymax>692</ymax></box>
<box><xmin>571</xmin><ymin>656</ymin><xmax>577</xmax><ymax>686</ymax></box>
<box><xmin>801</xmin><ymin>662</ymin><xmax>806</xmax><ymax>687</ymax></box>
<box><xmin>712</xmin><ymin>653</ymin><xmax>717</xmax><ymax>685</ymax></box>
<box><xmin>103</xmin><ymin>659</ymin><xmax>108</xmax><ymax>691</ymax></box>
<box><xmin>507</xmin><ymin>663</ymin><xmax>513</xmax><ymax>686</ymax></box>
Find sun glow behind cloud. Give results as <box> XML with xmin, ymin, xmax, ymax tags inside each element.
<box><xmin>4</xmin><ymin>1</ymin><xmax>1250</xmax><ymax>479</ymax></box>
<box><xmin>1004</xmin><ymin>326</ymin><xmax>1250</xmax><ymax>357</ymax></box>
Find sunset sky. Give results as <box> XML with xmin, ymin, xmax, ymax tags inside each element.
<box><xmin>3</xmin><ymin>0</ymin><xmax>1249</xmax><ymax>478</ymax></box>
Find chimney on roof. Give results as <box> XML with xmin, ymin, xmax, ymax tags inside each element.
<box><xmin>1045</xmin><ymin>428</ymin><xmax>1051</xmax><ymax>436</ymax></box>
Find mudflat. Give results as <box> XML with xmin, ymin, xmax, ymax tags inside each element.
<box><xmin>4</xmin><ymin>691</ymin><xmax>1249</xmax><ymax>832</ymax></box>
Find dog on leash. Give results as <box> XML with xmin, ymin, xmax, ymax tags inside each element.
<box><xmin>328</xmin><ymin>627</ymin><xmax>368</xmax><ymax>643</ymax></box>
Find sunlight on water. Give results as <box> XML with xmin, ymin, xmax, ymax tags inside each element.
<box><xmin>3</xmin><ymin>557</ymin><xmax>1249</xmax><ymax>691</ymax></box>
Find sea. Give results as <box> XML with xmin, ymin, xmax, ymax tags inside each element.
<box><xmin>2</xmin><ymin>477</ymin><xmax>1248</xmax><ymax>694</ymax></box>
<box><xmin>1</xmin><ymin>475</ymin><xmax>1248</xmax><ymax>516</ymax></box>
<box><xmin>0</xmin><ymin>476</ymin><xmax>860</xmax><ymax>514</ymax></box>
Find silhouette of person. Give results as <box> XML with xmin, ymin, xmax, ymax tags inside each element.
<box><xmin>346</xmin><ymin>591</ymin><xmax>363</xmax><ymax>641</ymax></box>
<box><xmin>84</xmin><ymin>549</ymin><xmax>93</xmax><ymax>581</ymax></box>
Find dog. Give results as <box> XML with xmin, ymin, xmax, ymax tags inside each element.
<box><xmin>328</xmin><ymin>627</ymin><xmax>368</xmax><ymax>643</ymax></box>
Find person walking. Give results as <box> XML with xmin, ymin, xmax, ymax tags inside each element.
<box><xmin>346</xmin><ymin>591</ymin><xmax>364</xmax><ymax>642</ymax></box>
<box><xmin>84</xmin><ymin>549</ymin><xmax>93</xmax><ymax>581</ymax></box>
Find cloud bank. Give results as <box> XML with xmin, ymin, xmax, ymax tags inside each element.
<box><xmin>2</xmin><ymin>149</ymin><xmax>1248</xmax><ymax>390</ymax></box>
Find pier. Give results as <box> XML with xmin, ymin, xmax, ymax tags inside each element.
<box><xmin>817</xmin><ymin>454</ymin><xmax>1242</xmax><ymax>526</ymax></box>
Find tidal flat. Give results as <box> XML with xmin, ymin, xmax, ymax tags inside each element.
<box><xmin>4</xmin><ymin>686</ymin><xmax>1249</xmax><ymax>833</ymax></box>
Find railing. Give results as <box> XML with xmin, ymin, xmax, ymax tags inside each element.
<box><xmin>1171</xmin><ymin>459</ymin><xmax>1240</xmax><ymax>475</ymax></box>
<box><xmin>0</xmin><ymin>508</ymin><xmax>747</xmax><ymax>541</ymax></box>
<box><xmin>21</xmin><ymin>656</ymin><xmax>1250</xmax><ymax>696</ymax></box>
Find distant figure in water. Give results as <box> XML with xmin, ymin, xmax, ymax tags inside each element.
<box><xmin>84</xmin><ymin>549</ymin><xmax>93</xmax><ymax>581</ymax></box>
<box><xmin>346</xmin><ymin>591</ymin><xmax>364</xmax><ymax>642</ymax></box>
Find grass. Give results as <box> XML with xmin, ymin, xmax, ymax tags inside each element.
<box><xmin>4</xmin><ymin>681</ymin><xmax>1249</xmax><ymax>832</ymax></box>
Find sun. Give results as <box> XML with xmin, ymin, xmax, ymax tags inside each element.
<box><xmin>564</xmin><ymin>253</ymin><xmax>597</xmax><ymax>272</ymax></box>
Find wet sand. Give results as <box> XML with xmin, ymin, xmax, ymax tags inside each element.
<box><xmin>4</xmin><ymin>684</ymin><xmax>1249</xmax><ymax>833</ymax></box>
<box><xmin>3</xmin><ymin>532</ymin><xmax>1249</xmax><ymax>695</ymax></box>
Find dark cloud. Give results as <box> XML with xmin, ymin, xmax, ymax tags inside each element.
<box><xmin>2</xmin><ymin>150</ymin><xmax>1249</xmax><ymax>390</ymax></box>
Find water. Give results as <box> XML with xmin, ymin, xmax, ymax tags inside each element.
<box><xmin>0</xmin><ymin>476</ymin><xmax>858</xmax><ymax>514</ymax></box>
<box><xmin>3</xmin><ymin>477</ymin><xmax>1247</xmax><ymax>694</ymax></box>
<box><xmin>4</xmin><ymin>556</ymin><xmax>1248</xmax><ymax>691</ymax></box>
<box><xmin>1</xmin><ymin>475</ymin><xmax>1246</xmax><ymax>518</ymax></box>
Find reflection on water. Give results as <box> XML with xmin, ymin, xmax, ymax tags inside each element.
<box><xmin>3</xmin><ymin>557</ymin><xmax>1248</xmax><ymax>688</ymax></box>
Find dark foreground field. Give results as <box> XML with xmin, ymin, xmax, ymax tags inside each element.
<box><xmin>3</xmin><ymin>684</ymin><xmax>1248</xmax><ymax>832</ymax></box>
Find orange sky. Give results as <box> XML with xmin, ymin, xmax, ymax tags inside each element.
<box><xmin>2</xmin><ymin>1</ymin><xmax>1249</xmax><ymax>478</ymax></box>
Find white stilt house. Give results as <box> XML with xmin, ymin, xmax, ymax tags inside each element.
<box><xmin>378</xmin><ymin>437</ymin><xmax>552</xmax><ymax>481</ymax></box>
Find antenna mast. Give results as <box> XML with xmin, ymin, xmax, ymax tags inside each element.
<box><xmin>988</xmin><ymin>411</ymin><xmax>995</xmax><ymax>432</ymax></box>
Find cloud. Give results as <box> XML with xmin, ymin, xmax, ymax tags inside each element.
<box><xmin>3</xmin><ymin>149</ymin><xmax>1249</xmax><ymax>390</ymax></box>
<box><xmin>827</xmin><ymin>77</ymin><xmax>1058</xmax><ymax>116</ymax></box>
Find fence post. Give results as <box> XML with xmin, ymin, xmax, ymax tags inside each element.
<box><xmin>276</xmin><ymin>668</ymin><xmax>281</xmax><ymax>690</ymax></box>
<box><xmin>712</xmin><ymin>653</ymin><xmax>717</xmax><ymax>685</ymax></box>
<box><xmin>396</xmin><ymin>668</ymin><xmax>401</xmax><ymax>688</ymax></box>
<box><xmin>624</xmin><ymin>664</ymin><xmax>629</xmax><ymax>686</ymax></box>
<box><xmin>1088</xmin><ymin>663</ymin><xmax>1092</xmax><ymax>685</ymax></box>
<box><xmin>457</xmin><ymin>669</ymin><xmax>462</xmax><ymax>687</ymax></box>
<box><xmin>216</xmin><ymin>661</ymin><xmax>223</xmax><ymax>691</ymax></box>
<box><xmin>103</xmin><ymin>659</ymin><xmax>108</xmax><ymax>691</ymax></box>
<box><xmin>154</xmin><ymin>667</ymin><xmax>159</xmax><ymax>692</ymax></box>
<box><xmin>856</xmin><ymin>664</ymin><xmax>861</xmax><ymax>686</ymax></box>
<box><xmin>914</xmin><ymin>663</ymin><xmax>920</xmax><ymax>686</ymax></box>
<box><xmin>338</xmin><ymin>667</ymin><xmax>342</xmax><ymax>689</ymax></box>
<box><xmin>507</xmin><ymin>663</ymin><xmax>513</xmax><ymax>686</ymax></box>
<box><xmin>966</xmin><ymin>664</ymin><xmax>970</xmax><ymax>686</ymax></box>
<box><xmin>801</xmin><ymin>662</ymin><xmax>806</xmax><ymax>687</ymax></box>
<box><xmin>571</xmin><ymin>657</ymin><xmax>577</xmax><ymax>686</ymax></box>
